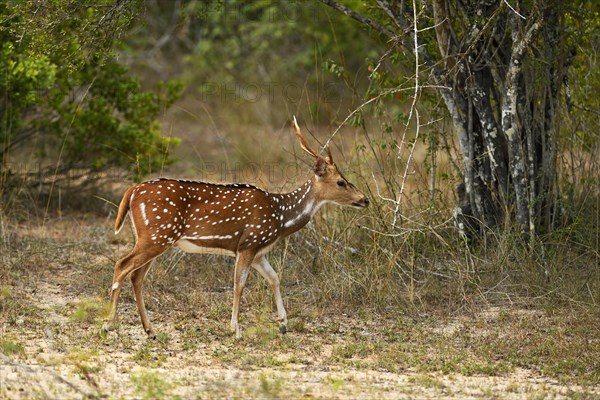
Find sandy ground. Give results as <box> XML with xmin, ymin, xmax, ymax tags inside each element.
<box><xmin>2</xmin><ymin>276</ymin><xmax>598</xmax><ymax>399</ymax></box>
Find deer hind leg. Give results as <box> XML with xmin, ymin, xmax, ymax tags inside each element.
<box><xmin>252</xmin><ymin>256</ymin><xmax>288</xmax><ymax>334</ymax></box>
<box><xmin>230</xmin><ymin>250</ymin><xmax>255</xmax><ymax>339</ymax></box>
<box><xmin>130</xmin><ymin>261</ymin><xmax>155</xmax><ymax>338</ymax></box>
<box><xmin>102</xmin><ymin>245</ymin><xmax>164</xmax><ymax>334</ymax></box>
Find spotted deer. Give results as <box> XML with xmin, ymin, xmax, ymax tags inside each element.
<box><xmin>102</xmin><ymin>117</ymin><xmax>369</xmax><ymax>339</ymax></box>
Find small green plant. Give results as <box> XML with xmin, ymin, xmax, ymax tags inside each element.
<box><xmin>63</xmin><ymin>347</ymin><xmax>102</xmax><ymax>379</ymax></box>
<box><xmin>133</xmin><ymin>343</ymin><xmax>167</xmax><ymax>368</ymax></box>
<box><xmin>258</xmin><ymin>372</ymin><xmax>284</xmax><ymax>398</ymax></box>
<box><xmin>407</xmin><ymin>374</ymin><xmax>445</xmax><ymax>390</ymax></box>
<box><xmin>0</xmin><ymin>286</ymin><xmax>11</xmax><ymax>300</ymax></box>
<box><xmin>244</xmin><ymin>321</ymin><xmax>280</xmax><ymax>345</ymax></box>
<box><xmin>460</xmin><ymin>361</ymin><xmax>511</xmax><ymax>376</ymax></box>
<box><xmin>156</xmin><ymin>332</ymin><xmax>171</xmax><ymax>344</ymax></box>
<box><xmin>70</xmin><ymin>298</ymin><xmax>109</xmax><ymax>324</ymax></box>
<box><xmin>332</xmin><ymin>342</ymin><xmax>375</xmax><ymax>361</ymax></box>
<box><xmin>130</xmin><ymin>369</ymin><xmax>177</xmax><ymax>400</ymax></box>
<box><xmin>288</xmin><ymin>318</ymin><xmax>307</xmax><ymax>333</ymax></box>
<box><xmin>243</xmin><ymin>353</ymin><xmax>287</xmax><ymax>368</ymax></box>
<box><xmin>0</xmin><ymin>339</ymin><xmax>25</xmax><ymax>357</ymax></box>
<box><xmin>325</xmin><ymin>376</ymin><xmax>344</xmax><ymax>392</ymax></box>
<box><xmin>64</xmin><ymin>347</ymin><xmax>96</xmax><ymax>364</ymax></box>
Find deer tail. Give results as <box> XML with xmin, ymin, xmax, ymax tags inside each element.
<box><xmin>114</xmin><ymin>186</ymin><xmax>136</xmax><ymax>235</ymax></box>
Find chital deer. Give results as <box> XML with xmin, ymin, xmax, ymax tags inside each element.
<box><xmin>102</xmin><ymin>117</ymin><xmax>369</xmax><ymax>339</ymax></box>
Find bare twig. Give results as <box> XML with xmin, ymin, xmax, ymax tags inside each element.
<box><xmin>572</xmin><ymin>103</ymin><xmax>600</xmax><ymax>117</ymax></box>
<box><xmin>375</xmin><ymin>0</ymin><xmax>404</xmax><ymax>29</ymax></box>
<box><xmin>321</xmin><ymin>84</ymin><xmax>449</xmax><ymax>150</ymax></box>
<box><xmin>317</xmin><ymin>0</ymin><xmax>395</xmax><ymax>38</ymax></box>
<box><xmin>391</xmin><ymin>0</ymin><xmax>422</xmax><ymax>229</ymax></box>
<box><xmin>503</xmin><ymin>0</ymin><xmax>526</xmax><ymax>20</ymax></box>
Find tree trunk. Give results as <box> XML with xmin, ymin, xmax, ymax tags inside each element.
<box><xmin>320</xmin><ymin>0</ymin><xmax>566</xmax><ymax>240</ymax></box>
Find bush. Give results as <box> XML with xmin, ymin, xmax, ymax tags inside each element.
<box><xmin>0</xmin><ymin>0</ymin><xmax>181</xmax><ymax>182</ymax></box>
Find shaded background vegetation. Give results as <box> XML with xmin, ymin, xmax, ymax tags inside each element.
<box><xmin>1</xmin><ymin>0</ymin><xmax>599</xmax><ymax>314</ymax></box>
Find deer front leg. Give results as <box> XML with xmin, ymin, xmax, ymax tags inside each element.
<box><xmin>230</xmin><ymin>251</ymin><xmax>254</xmax><ymax>339</ymax></box>
<box><xmin>252</xmin><ymin>256</ymin><xmax>288</xmax><ymax>334</ymax></box>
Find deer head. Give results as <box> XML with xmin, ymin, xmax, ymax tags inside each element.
<box><xmin>292</xmin><ymin>116</ymin><xmax>369</xmax><ymax>209</ymax></box>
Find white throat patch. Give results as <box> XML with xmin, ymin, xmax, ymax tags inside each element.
<box><xmin>283</xmin><ymin>199</ymin><xmax>322</xmax><ymax>228</ymax></box>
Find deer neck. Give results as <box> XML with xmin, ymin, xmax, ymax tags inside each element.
<box><xmin>274</xmin><ymin>178</ymin><xmax>324</xmax><ymax>236</ymax></box>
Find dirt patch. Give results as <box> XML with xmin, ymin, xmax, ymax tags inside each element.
<box><xmin>1</xmin><ymin>273</ymin><xmax>598</xmax><ymax>399</ymax></box>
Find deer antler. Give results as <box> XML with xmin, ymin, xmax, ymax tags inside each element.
<box><xmin>292</xmin><ymin>116</ymin><xmax>321</xmax><ymax>159</ymax></box>
<box><xmin>325</xmin><ymin>146</ymin><xmax>334</xmax><ymax>164</ymax></box>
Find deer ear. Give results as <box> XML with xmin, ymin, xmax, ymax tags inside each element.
<box><xmin>314</xmin><ymin>157</ymin><xmax>328</xmax><ymax>177</ymax></box>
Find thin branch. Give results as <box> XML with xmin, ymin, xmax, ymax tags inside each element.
<box><xmin>417</xmin><ymin>18</ymin><xmax>449</xmax><ymax>33</ymax></box>
<box><xmin>368</xmin><ymin>47</ymin><xmax>395</xmax><ymax>81</ymax></box>
<box><xmin>503</xmin><ymin>0</ymin><xmax>526</xmax><ymax>20</ymax></box>
<box><xmin>321</xmin><ymin>0</ymin><xmax>444</xmax><ymax>78</ymax></box>
<box><xmin>317</xmin><ymin>0</ymin><xmax>395</xmax><ymax>38</ymax></box>
<box><xmin>321</xmin><ymin>84</ymin><xmax>449</xmax><ymax>150</ymax></box>
<box><xmin>375</xmin><ymin>0</ymin><xmax>404</xmax><ymax>30</ymax></box>
<box><xmin>371</xmin><ymin>171</ymin><xmax>397</xmax><ymax>206</ymax></box>
<box><xmin>572</xmin><ymin>103</ymin><xmax>600</xmax><ymax>117</ymax></box>
<box><xmin>0</xmin><ymin>126</ymin><xmax>39</xmax><ymax>156</ymax></box>
<box><xmin>392</xmin><ymin>0</ymin><xmax>422</xmax><ymax>229</ymax></box>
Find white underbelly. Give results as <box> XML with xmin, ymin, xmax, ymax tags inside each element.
<box><xmin>175</xmin><ymin>239</ymin><xmax>236</xmax><ymax>257</ymax></box>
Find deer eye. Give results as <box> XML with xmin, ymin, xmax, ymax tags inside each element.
<box><xmin>337</xmin><ymin>180</ymin><xmax>346</xmax><ymax>188</ymax></box>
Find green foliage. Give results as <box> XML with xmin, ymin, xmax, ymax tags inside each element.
<box><xmin>178</xmin><ymin>0</ymin><xmax>380</xmax><ymax>121</ymax></box>
<box><xmin>187</xmin><ymin>2</ymin><xmax>335</xmax><ymax>80</ymax></box>
<box><xmin>47</xmin><ymin>59</ymin><xmax>182</xmax><ymax>178</ymax></box>
<box><xmin>565</xmin><ymin>5</ymin><xmax>600</xmax><ymax>146</ymax></box>
<box><xmin>0</xmin><ymin>0</ymin><xmax>181</xmax><ymax>180</ymax></box>
<box><xmin>0</xmin><ymin>41</ymin><xmax>56</xmax><ymax>133</ymax></box>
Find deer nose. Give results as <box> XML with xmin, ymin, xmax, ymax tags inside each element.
<box><xmin>363</xmin><ymin>197</ymin><xmax>370</xmax><ymax>207</ymax></box>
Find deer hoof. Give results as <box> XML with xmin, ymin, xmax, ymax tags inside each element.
<box><xmin>146</xmin><ymin>330</ymin><xmax>157</xmax><ymax>340</ymax></box>
<box><xmin>279</xmin><ymin>324</ymin><xmax>287</xmax><ymax>335</ymax></box>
